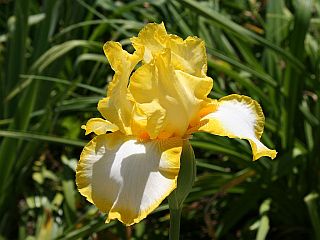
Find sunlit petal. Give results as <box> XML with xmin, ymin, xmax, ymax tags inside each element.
<box><xmin>76</xmin><ymin>132</ymin><xmax>183</xmax><ymax>225</ymax></box>
<box><xmin>97</xmin><ymin>41</ymin><xmax>143</xmax><ymax>135</ymax></box>
<box><xmin>131</xmin><ymin>22</ymin><xmax>167</xmax><ymax>63</ymax></box>
<box><xmin>198</xmin><ymin>94</ymin><xmax>277</xmax><ymax>160</ymax></box>
<box><xmin>129</xmin><ymin>49</ymin><xmax>213</xmax><ymax>138</ymax></box>
<box><xmin>167</xmin><ymin>35</ymin><xmax>207</xmax><ymax>77</ymax></box>
<box><xmin>131</xmin><ymin>22</ymin><xmax>207</xmax><ymax>77</ymax></box>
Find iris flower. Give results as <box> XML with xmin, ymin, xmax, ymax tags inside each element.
<box><xmin>76</xmin><ymin>23</ymin><xmax>276</xmax><ymax>226</ymax></box>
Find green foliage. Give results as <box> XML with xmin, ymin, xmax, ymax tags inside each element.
<box><xmin>0</xmin><ymin>0</ymin><xmax>319</xmax><ymax>239</ymax></box>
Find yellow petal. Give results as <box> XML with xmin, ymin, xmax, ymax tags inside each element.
<box><xmin>131</xmin><ymin>22</ymin><xmax>207</xmax><ymax>77</ymax></box>
<box><xmin>131</xmin><ymin>101</ymin><xmax>166</xmax><ymax>140</ymax></box>
<box><xmin>167</xmin><ymin>35</ymin><xmax>207</xmax><ymax>77</ymax></box>
<box><xmin>97</xmin><ymin>41</ymin><xmax>143</xmax><ymax>135</ymax></box>
<box><xmin>81</xmin><ymin>118</ymin><xmax>119</xmax><ymax>135</ymax></box>
<box><xmin>76</xmin><ymin>132</ymin><xmax>183</xmax><ymax>225</ymax></box>
<box><xmin>131</xmin><ymin>22</ymin><xmax>167</xmax><ymax>63</ymax></box>
<box><xmin>129</xmin><ymin>48</ymin><xmax>213</xmax><ymax>138</ymax></box>
<box><xmin>198</xmin><ymin>94</ymin><xmax>277</xmax><ymax>160</ymax></box>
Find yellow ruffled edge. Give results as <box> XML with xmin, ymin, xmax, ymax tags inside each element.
<box><xmin>76</xmin><ymin>137</ymin><xmax>96</xmax><ymax>204</ymax></box>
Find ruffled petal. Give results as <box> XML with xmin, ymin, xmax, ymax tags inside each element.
<box><xmin>131</xmin><ymin>22</ymin><xmax>167</xmax><ymax>63</ymax></box>
<box><xmin>131</xmin><ymin>101</ymin><xmax>167</xmax><ymax>140</ymax></box>
<box><xmin>167</xmin><ymin>35</ymin><xmax>207</xmax><ymax>77</ymax></box>
<box><xmin>131</xmin><ymin>22</ymin><xmax>207</xmax><ymax>77</ymax></box>
<box><xmin>98</xmin><ymin>24</ymin><xmax>211</xmax><ymax>139</ymax></box>
<box><xmin>198</xmin><ymin>94</ymin><xmax>277</xmax><ymax>160</ymax></box>
<box><xmin>128</xmin><ymin>48</ymin><xmax>213</xmax><ymax>138</ymax></box>
<box><xmin>97</xmin><ymin>41</ymin><xmax>143</xmax><ymax>135</ymax></box>
<box><xmin>76</xmin><ymin>132</ymin><xmax>183</xmax><ymax>225</ymax></box>
<box><xmin>81</xmin><ymin>118</ymin><xmax>119</xmax><ymax>135</ymax></box>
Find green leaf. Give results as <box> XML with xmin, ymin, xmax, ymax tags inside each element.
<box><xmin>304</xmin><ymin>192</ymin><xmax>320</xmax><ymax>240</ymax></box>
<box><xmin>180</xmin><ymin>0</ymin><xmax>304</xmax><ymax>71</ymax></box>
<box><xmin>256</xmin><ymin>199</ymin><xmax>271</xmax><ymax>240</ymax></box>
<box><xmin>0</xmin><ymin>130</ymin><xmax>86</xmax><ymax>147</ymax></box>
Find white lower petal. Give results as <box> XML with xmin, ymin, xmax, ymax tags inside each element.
<box><xmin>76</xmin><ymin>132</ymin><xmax>182</xmax><ymax>225</ymax></box>
<box><xmin>199</xmin><ymin>94</ymin><xmax>276</xmax><ymax>160</ymax></box>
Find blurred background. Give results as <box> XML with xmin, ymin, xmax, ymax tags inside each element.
<box><xmin>0</xmin><ymin>0</ymin><xmax>319</xmax><ymax>239</ymax></box>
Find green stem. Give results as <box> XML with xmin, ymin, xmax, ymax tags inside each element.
<box><xmin>167</xmin><ymin>140</ymin><xmax>196</xmax><ymax>240</ymax></box>
<box><xmin>169</xmin><ymin>208</ymin><xmax>182</xmax><ymax>240</ymax></box>
<box><xmin>304</xmin><ymin>192</ymin><xmax>320</xmax><ymax>240</ymax></box>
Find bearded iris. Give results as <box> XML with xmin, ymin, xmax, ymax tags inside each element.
<box><xmin>76</xmin><ymin>23</ymin><xmax>276</xmax><ymax>226</ymax></box>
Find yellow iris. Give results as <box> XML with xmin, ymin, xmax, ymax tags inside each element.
<box><xmin>76</xmin><ymin>23</ymin><xmax>277</xmax><ymax>226</ymax></box>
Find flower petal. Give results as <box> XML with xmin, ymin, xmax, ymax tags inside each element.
<box><xmin>97</xmin><ymin>41</ymin><xmax>143</xmax><ymax>135</ymax></box>
<box><xmin>81</xmin><ymin>118</ymin><xmax>119</xmax><ymax>135</ymax></box>
<box><xmin>131</xmin><ymin>101</ymin><xmax>166</xmax><ymax>140</ymax></box>
<box><xmin>131</xmin><ymin>22</ymin><xmax>167</xmax><ymax>63</ymax></box>
<box><xmin>131</xmin><ymin>22</ymin><xmax>207</xmax><ymax>77</ymax></box>
<box><xmin>129</xmin><ymin>49</ymin><xmax>213</xmax><ymax>138</ymax></box>
<box><xmin>76</xmin><ymin>132</ymin><xmax>183</xmax><ymax>225</ymax></box>
<box><xmin>167</xmin><ymin>35</ymin><xmax>207</xmax><ymax>77</ymax></box>
<box><xmin>198</xmin><ymin>94</ymin><xmax>277</xmax><ymax>160</ymax></box>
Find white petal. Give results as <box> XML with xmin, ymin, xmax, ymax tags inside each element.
<box><xmin>76</xmin><ymin>132</ymin><xmax>182</xmax><ymax>225</ymax></box>
<box><xmin>199</xmin><ymin>95</ymin><xmax>277</xmax><ymax>160</ymax></box>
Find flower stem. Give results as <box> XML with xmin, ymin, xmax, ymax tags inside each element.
<box><xmin>167</xmin><ymin>140</ymin><xmax>196</xmax><ymax>240</ymax></box>
<box><xmin>169</xmin><ymin>207</ymin><xmax>182</xmax><ymax>240</ymax></box>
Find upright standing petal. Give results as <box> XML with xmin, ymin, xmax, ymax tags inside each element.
<box><xmin>97</xmin><ymin>42</ymin><xmax>143</xmax><ymax>135</ymax></box>
<box><xmin>129</xmin><ymin>49</ymin><xmax>213</xmax><ymax>138</ymax></box>
<box><xmin>76</xmin><ymin>132</ymin><xmax>183</xmax><ymax>225</ymax></box>
<box><xmin>131</xmin><ymin>22</ymin><xmax>207</xmax><ymax>77</ymax></box>
<box><xmin>198</xmin><ymin>94</ymin><xmax>277</xmax><ymax>160</ymax></box>
<box><xmin>167</xmin><ymin>35</ymin><xmax>207</xmax><ymax>77</ymax></box>
<box><xmin>131</xmin><ymin>23</ymin><xmax>167</xmax><ymax>63</ymax></box>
